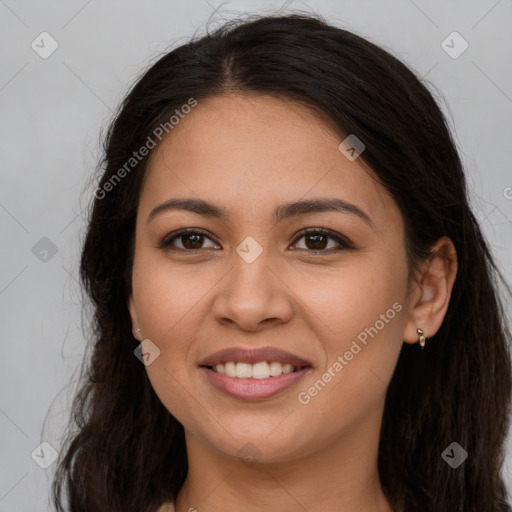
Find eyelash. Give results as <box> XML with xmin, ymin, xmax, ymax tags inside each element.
<box><xmin>158</xmin><ymin>227</ymin><xmax>354</xmax><ymax>254</ymax></box>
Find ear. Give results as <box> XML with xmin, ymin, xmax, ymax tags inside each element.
<box><xmin>128</xmin><ymin>294</ymin><xmax>142</xmax><ymax>341</ymax></box>
<box><xmin>403</xmin><ymin>236</ymin><xmax>458</xmax><ymax>345</ymax></box>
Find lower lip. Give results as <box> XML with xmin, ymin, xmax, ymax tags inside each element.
<box><xmin>201</xmin><ymin>367</ymin><xmax>310</xmax><ymax>400</ymax></box>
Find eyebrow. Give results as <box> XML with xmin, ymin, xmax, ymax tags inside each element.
<box><xmin>147</xmin><ymin>197</ymin><xmax>373</xmax><ymax>226</ymax></box>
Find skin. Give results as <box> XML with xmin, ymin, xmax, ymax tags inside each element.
<box><xmin>128</xmin><ymin>93</ymin><xmax>457</xmax><ymax>512</ymax></box>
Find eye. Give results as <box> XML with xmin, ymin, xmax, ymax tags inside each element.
<box><xmin>159</xmin><ymin>227</ymin><xmax>353</xmax><ymax>254</ymax></box>
<box><xmin>290</xmin><ymin>228</ymin><xmax>353</xmax><ymax>252</ymax></box>
<box><xmin>159</xmin><ymin>228</ymin><xmax>220</xmax><ymax>251</ymax></box>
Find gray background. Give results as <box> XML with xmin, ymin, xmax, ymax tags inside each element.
<box><xmin>1</xmin><ymin>0</ymin><xmax>511</xmax><ymax>510</ymax></box>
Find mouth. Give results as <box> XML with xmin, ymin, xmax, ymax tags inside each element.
<box><xmin>199</xmin><ymin>347</ymin><xmax>312</xmax><ymax>400</ymax></box>
<box><xmin>203</xmin><ymin>360</ymin><xmax>307</xmax><ymax>379</ymax></box>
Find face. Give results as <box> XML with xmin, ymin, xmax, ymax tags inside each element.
<box><xmin>128</xmin><ymin>93</ymin><xmax>413</xmax><ymax>464</ymax></box>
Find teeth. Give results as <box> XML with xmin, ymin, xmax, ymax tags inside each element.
<box><xmin>252</xmin><ymin>362</ymin><xmax>269</xmax><ymax>379</ymax></box>
<box><xmin>212</xmin><ymin>361</ymin><xmax>299</xmax><ymax>378</ymax></box>
<box><xmin>236</xmin><ymin>362</ymin><xmax>252</xmax><ymax>379</ymax></box>
<box><xmin>225</xmin><ymin>361</ymin><xmax>236</xmax><ymax>377</ymax></box>
<box><xmin>269</xmin><ymin>361</ymin><xmax>282</xmax><ymax>377</ymax></box>
<box><xmin>282</xmin><ymin>363</ymin><xmax>294</xmax><ymax>374</ymax></box>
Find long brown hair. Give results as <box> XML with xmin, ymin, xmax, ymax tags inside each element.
<box><xmin>52</xmin><ymin>13</ymin><xmax>512</xmax><ymax>512</ymax></box>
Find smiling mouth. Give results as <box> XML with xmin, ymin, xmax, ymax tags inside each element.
<box><xmin>200</xmin><ymin>362</ymin><xmax>311</xmax><ymax>400</ymax></box>
<box><xmin>203</xmin><ymin>361</ymin><xmax>309</xmax><ymax>379</ymax></box>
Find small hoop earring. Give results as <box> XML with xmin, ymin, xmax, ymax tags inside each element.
<box><xmin>417</xmin><ymin>328</ymin><xmax>426</xmax><ymax>349</ymax></box>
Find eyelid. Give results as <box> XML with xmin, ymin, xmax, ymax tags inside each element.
<box><xmin>290</xmin><ymin>227</ymin><xmax>354</xmax><ymax>250</ymax></box>
<box><xmin>158</xmin><ymin>227</ymin><xmax>354</xmax><ymax>252</ymax></box>
<box><xmin>158</xmin><ymin>227</ymin><xmax>220</xmax><ymax>251</ymax></box>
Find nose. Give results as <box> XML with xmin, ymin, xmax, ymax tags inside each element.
<box><xmin>211</xmin><ymin>249</ymin><xmax>294</xmax><ymax>332</ymax></box>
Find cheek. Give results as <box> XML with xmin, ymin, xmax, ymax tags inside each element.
<box><xmin>130</xmin><ymin>250</ymin><xmax>231</xmax><ymax>424</ymax></box>
<box><xmin>289</xmin><ymin>249</ymin><xmax>408</xmax><ymax>345</ymax></box>
<box><xmin>291</xmin><ymin>252</ymin><xmax>409</xmax><ymax>409</ymax></box>
<box><xmin>131</xmin><ymin>248</ymin><xmax>218</xmax><ymax>343</ymax></box>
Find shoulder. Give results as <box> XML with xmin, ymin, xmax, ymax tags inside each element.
<box><xmin>157</xmin><ymin>502</ymin><xmax>175</xmax><ymax>512</ymax></box>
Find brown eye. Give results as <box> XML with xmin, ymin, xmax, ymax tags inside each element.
<box><xmin>180</xmin><ymin>233</ymin><xmax>205</xmax><ymax>249</ymax></box>
<box><xmin>291</xmin><ymin>228</ymin><xmax>353</xmax><ymax>252</ymax></box>
<box><xmin>159</xmin><ymin>229</ymin><xmax>220</xmax><ymax>251</ymax></box>
<box><xmin>303</xmin><ymin>234</ymin><xmax>328</xmax><ymax>250</ymax></box>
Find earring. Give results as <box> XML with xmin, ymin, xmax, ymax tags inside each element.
<box><xmin>137</xmin><ymin>328</ymin><xmax>141</xmax><ymax>340</ymax></box>
<box><xmin>417</xmin><ymin>328</ymin><xmax>426</xmax><ymax>349</ymax></box>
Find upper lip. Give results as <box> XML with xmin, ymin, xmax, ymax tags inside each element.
<box><xmin>199</xmin><ymin>347</ymin><xmax>312</xmax><ymax>368</ymax></box>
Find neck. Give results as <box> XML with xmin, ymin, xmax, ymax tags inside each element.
<box><xmin>175</xmin><ymin>413</ymin><xmax>394</xmax><ymax>512</ymax></box>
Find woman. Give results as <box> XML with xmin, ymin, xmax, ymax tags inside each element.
<box><xmin>52</xmin><ymin>13</ymin><xmax>512</xmax><ymax>512</ymax></box>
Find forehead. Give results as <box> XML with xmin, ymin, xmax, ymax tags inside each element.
<box><xmin>138</xmin><ymin>93</ymin><xmax>399</xmax><ymax>228</ymax></box>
